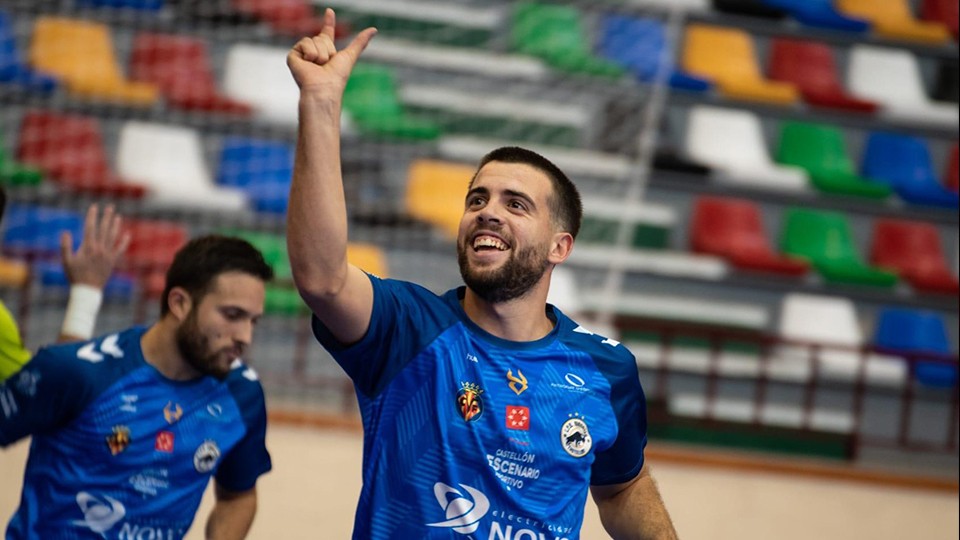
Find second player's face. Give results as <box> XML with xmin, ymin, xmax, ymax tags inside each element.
<box><xmin>175</xmin><ymin>271</ymin><xmax>265</xmax><ymax>380</ymax></box>
<box><xmin>456</xmin><ymin>161</ymin><xmax>557</xmax><ymax>303</ymax></box>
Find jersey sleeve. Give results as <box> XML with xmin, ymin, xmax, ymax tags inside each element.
<box><xmin>590</xmin><ymin>348</ymin><xmax>648</xmax><ymax>486</ymax></box>
<box><xmin>0</xmin><ymin>300</ymin><xmax>31</xmax><ymax>382</ymax></box>
<box><xmin>214</xmin><ymin>369</ymin><xmax>272</xmax><ymax>492</ymax></box>
<box><xmin>312</xmin><ymin>276</ymin><xmax>451</xmax><ymax>397</ymax></box>
<box><xmin>0</xmin><ymin>346</ymin><xmax>98</xmax><ymax>447</ymax></box>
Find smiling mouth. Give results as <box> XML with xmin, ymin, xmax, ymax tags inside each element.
<box><xmin>473</xmin><ymin>235</ymin><xmax>509</xmax><ymax>252</ymax></box>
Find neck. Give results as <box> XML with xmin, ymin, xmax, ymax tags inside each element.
<box><xmin>462</xmin><ymin>282</ymin><xmax>554</xmax><ymax>342</ymax></box>
<box><xmin>140</xmin><ymin>319</ymin><xmax>201</xmax><ymax>381</ymax></box>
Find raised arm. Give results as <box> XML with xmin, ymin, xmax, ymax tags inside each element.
<box><xmin>285</xmin><ymin>9</ymin><xmax>378</xmax><ymax>344</ymax></box>
<box><xmin>591</xmin><ymin>467</ymin><xmax>679</xmax><ymax>540</ymax></box>
<box><xmin>58</xmin><ymin>204</ymin><xmax>130</xmax><ymax>343</ymax></box>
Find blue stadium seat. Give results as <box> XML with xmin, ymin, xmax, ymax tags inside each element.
<box><xmin>36</xmin><ymin>261</ymin><xmax>136</xmax><ymax>300</ymax></box>
<box><xmin>216</xmin><ymin>137</ymin><xmax>294</xmax><ymax>215</ymax></box>
<box><xmin>862</xmin><ymin>132</ymin><xmax>959</xmax><ymax>209</ymax></box>
<box><xmin>74</xmin><ymin>0</ymin><xmax>164</xmax><ymax>11</ymax></box>
<box><xmin>760</xmin><ymin>0</ymin><xmax>870</xmax><ymax>32</ymax></box>
<box><xmin>874</xmin><ymin>308</ymin><xmax>957</xmax><ymax>388</ymax></box>
<box><xmin>1</xmin><ymin>205</ymin><xmax>82</xmax><ymax>256</ymax></box>
<box><xmin>0</xmin><ymin>10</ymin><xmax>57</xmax><ymax>93</ymax></box>
<box><xmin>598</xmin><ymin>15</ymin><xmax>711</xmax><ymax>92</ymax></box>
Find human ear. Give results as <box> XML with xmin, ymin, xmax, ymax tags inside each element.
<box><xmin>548</xmin><ymin>232</ymin><xmax>574</xmax><ymax>264</ymax></box>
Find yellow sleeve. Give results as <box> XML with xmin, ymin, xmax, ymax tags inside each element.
<box><xmin>0</xmin><ymin>300</ymin><xmax>31</xmax><ymax>382</ymax></box>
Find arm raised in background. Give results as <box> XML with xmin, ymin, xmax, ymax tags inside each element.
<box><xmin>204</xmin><ymin>485</ymin><xmax>257</xmax><ymax>540</ymax></box>
<box><xmin>591</xmin><ymin>466</ymin><xmax>679</xmax><ymax>540</ymax></box>
<box><xmin>58</xmin><ymin>204</ymin><xmax>130</xmax><ymax>343</ymax></box>
<box><xmin>285</xmin><ymin>9</ymin><xmax>378</xmax><ymax>345</ymax></box>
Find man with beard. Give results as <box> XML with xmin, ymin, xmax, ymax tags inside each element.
<box><xmin>285</xmin><ymin>10</ymin><xmax>678</xmax><ymax>540</ymax></box>
<box><xmin>0</xmin><ymin>235</ymin><xmax>274</xmax><ymax>540</ymax></box>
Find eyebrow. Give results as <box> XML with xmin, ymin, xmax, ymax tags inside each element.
<box><xmin>466</xmin><ymin>186</ymin><xmax>537</xmax><ymax>210</ymax></box>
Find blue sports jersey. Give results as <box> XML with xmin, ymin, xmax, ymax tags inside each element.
<box><xmin>0</xmin><ymin>326</ymin><xmax>271</xmax><ymax>540</ymax></box>
<box><xmin>313</xmin><ymin>278</ymin><xmax>648</xmax><ymax>540</ymax></box>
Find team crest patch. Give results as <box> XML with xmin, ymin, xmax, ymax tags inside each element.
<box><xmin>163</xmin><ymin>401</ymin><xmax>183</xmax><ymax>424</ymax></box>
<box><xmin>457</xmin><ymin>382</ymin><xmax>484</xmax><ymax>422</ymax></box>
<box><xmin>194</xmin><ymin>440</ymin><xmax>221</xmax><ymax>473</ymax></box>
<box><xmin>106</xmin><ymin>425</ymin><xmax>131</xmax><ymax>456</ymax></box>
<box><xmin>560</xmin><ymin>414</ymin><xmax>592</xmax><ymax>458</ymax></box>
<box><xmin>506</xmin><ymin>369</ymin><xmax>528</xmax><ymax>396</ymax></box>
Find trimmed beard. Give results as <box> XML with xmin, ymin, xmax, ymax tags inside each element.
<box><xmin>457</xmin><ymin>240</ymin><xmax>550</xmax><ymax>303</ymax></box>
<box><xmin>175</xmin><ymin>308</ymin><xmax>232</xmax><ymax>380</ymax></box>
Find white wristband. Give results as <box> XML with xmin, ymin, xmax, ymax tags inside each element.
<box><xmin>61</xmin><ymin>284</ymin><xmax>104</xmax><ymax>339</ymax></box>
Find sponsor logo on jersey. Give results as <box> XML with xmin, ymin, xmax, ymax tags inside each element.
<box><xmin>425</xmin><ymin>482</ymin><xmax>489</xmax><ymax>535</ymax></box>
<box><xmin>505</xmin><ymin>406</ymin><xmax>530</xmax><ymax>431</ymax></box>
<box><xmin>457</xmin><ymin>382</ymin><xmax>484</xmax><ymax>422</ymax></box>
<box><xmin>560</xmin><ymin>414</ymin><xmax>592</xmax><ymax>458</ymax></box>
<box><xmin>128</xmin><ymin>468</ymin><xmax>170</xmax><ymax>497</ymax></box>
<box><xmin>106</xmin><ymin>425</ymin><xmax>131</xmax><ymax>456</ymax></box>
<box><xmin>155</xmin><ymin>431</ymin><xmax>174</xmax><ymax>453</ymax></box>
<box><xmin>487</xmin><ymin>448</ymin><xmax>540</xmax><ymax>490</ymax></box>
<box><xmin>506</xmin><ymin>369</ymin><xmax>528</xmax><ymax>396</ymax></box>
<box><xmin>73</xmin><ymin>492</ymin><xmax>125</xmax><ymax>534</ymax></box>
<box><xmin>163</xmin><ymin>401</ymin><xmax>183</xmax><ymax>424</ymax></box>
<box><xmin>550</xmin><ymin>372</ymin><xmax>590</xmax><ymax>394</ymax></box>
<box><xmin>194</xmin><ymin>440</ymin><xmax>221</xmax><ymax>473</ymax></box>
<box><xmin>120</xmin><ymin>394</ymin><xmax>138</xmax><ymax>413</ymax></box>
<box><xmin>207</xmin><ymin>403</ymin><xmax>223</xmax><ymax>418</ymax></box>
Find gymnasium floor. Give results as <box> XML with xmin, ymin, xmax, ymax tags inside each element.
<box><xmin>2</xmin><ymin>424</ymin><xmax>957</xmax><ymax>539</ymax></box>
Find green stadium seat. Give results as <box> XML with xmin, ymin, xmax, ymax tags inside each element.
<box><xmin>780</xmin><ymin>208</ymin><xmax>898</xmax><ymax>287</ymax></box>
<box><xmin>776</xmin><ymin>122</ymin><xmax>892</xmax><ymax>199</ymax></box>
<box><xmin>343</xmin><ymin>64</ymin><xmax>441</xmax><ymax>141</ymax></box>
<box><xmin>510</xmin><ymin>2</ymin><xmax>626</xmax><ymax>78</ymax></box>
<box><xmin>0</xmin><ymin>144</ymin><xmax>41</xmax><ymax>187</ymax></box>
<box><xmin>319</xmin><ymin>0</ymin><xmax>496</xmax><ymax>47</ymax></box>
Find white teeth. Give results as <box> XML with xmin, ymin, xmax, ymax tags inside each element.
<box><xmin>474</xmin><ymin>236</ymin><xmax>507</xmax><ymax>251</ymax></box>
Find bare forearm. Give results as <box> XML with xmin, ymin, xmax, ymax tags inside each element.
<box><xmin>205</xmin><ymin>487</ymin><xmax>257</xmax><ymax>540</ymax></box>
<box><xmin>595</xmin><ymin>469</ymin><xmax>678</xmax><ymax>540</ymax></box>
<box><xmin>287</xmin><ymin>94</ymin><xmax>351</xmax><ymax>298</ymax></box>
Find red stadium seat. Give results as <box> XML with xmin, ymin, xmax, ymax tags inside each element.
<box><xmin>768</xmin><ymin>39</ymin><xmax>878</xmax><ymax>113</ymax></box>
<box><xmin>231</xmin><ymin>0</ymin><xmax>326</xmax><ymax>37</ymax></box>
<box><xmin>870</xmin><ymin>219</ymin><xmax>959</xmax><ymax>295</ymax></box>
<box><xmin>129</xmin><ymin>33</ymin><xmax>252</xmax><ymax>115</ymax></box>
<box><xmin>16</xmin><ymin>111</ymin><xmax>146</xmax><ymax>198</ymax></box>
<box><xmin>921</xmin><ymin>0</ymin><xmax>959</xmax><ymax>39</ymax></box>
<box><xmin>690</xmin><ymin>196</ymin><xmax>810</xmax><ymax>276</ymax></box>
<box><xmin>122</xmin><ymin>219</ymin><xmax>188</xmax><ymax>299</ymax></box>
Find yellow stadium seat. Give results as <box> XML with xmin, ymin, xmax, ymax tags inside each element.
<box><xmin>838</xmin><ymin>0</ymin><xmax>951</xmax><ymax>45</ymax></box>
<box><xmin>347</xmin><ymin>243</ymin><xmax>388</xmax><ymax>278</ymax></box>
<box><xmin>405</xmin><ymin>159</ymin><xmax>474</xmax><ymax>239</ymax></box>
<box><xmin>681</xmin><ymin>25</ymin><xmax>798</xmax><ymax>106</ymax></box>
<box><xmin>0</xmin><ymin>258</ymin><xmax>28</xmax><ymax>288</ymax></box>
<box><xmin>29</xmin><ymin>17</ymin><xmax>158</xmax><ymax>106</ymax></box>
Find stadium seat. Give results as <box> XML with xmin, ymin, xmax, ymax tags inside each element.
<box><xmin>342</xmin><ymin>64</ymin><xmax>441</xmax><ymax>140</ymax></box>
<box><xmin>861</xmin><ymin>132</ymin><xmax>959</xmax><ymax>209</ymax></box>
<box><xmin>760</xmin><ymin>0</ymin><xmax>870</xmax><ymax>32</ymax></box>
<box><xmin>28</xmin><ymin>17</ymin><xmax>158</xmax><ymax>106</ymax></box>
<box><xmin>0</xmin><ymin>257</ymin><xmax>28</xmax><ymax>288</ymax></box>
<box><xmin>36</xmin><ymin>261</ymin><xmax>136</xmax><ymax>299</ymax></box>
<box><xmin>223</xmin><ymin>43</ymin><xmax>300</xmax><ymax>126</ymax></box>
<box><xmin>776</xmin><ymin>121</ymin><xmax>892</xmax><ymax>198</ymax></box>
<box><xmin>580</xmin><ymin>198</ymin><xmax>677</xmax><ymax>250</ymax></box>
<box><xmin>780</xmin><ymin>208</ymin><xmax>898</xmax><ymax>287</ymax></box>
<box><xmin>216</xmin><ymin>137</ymin><xmax>294</xmax><ymax>215</ymax></box>
<box><xmin>0</xmin><ymin>10</ymin><xmax>57</xmax><ymax>94</ymax></box>
<box><xmin>874</xmin><ymin>308</ymin><xmax>957</xmax><ymax>387</ymax></box>
<box><xmin>348</xmin><ymin>243</ymin><xmax>388</xmax><ymax>278</ymax></box>
<box><xmin>681</xmin><ymin>25</ymin><xmax>799</xmax><ymax>105</ymax></box>
<box><xmin>947</xmin><ymin>143</ymin><xmax>958</xmax><ymax>192</ymax></box>
<box><xmin>837</xmin><ymin>0</ymin><xmax>951</xmax><ymax>44</ymax></box>
<box><xmin>690</xmin><ymin>196</ymin><xmax>809</xmax><ymax>276</ymax></box>
<box><xmin>75</xmin><ymin>0</ymin><xmax>164</xmax><ymax>10</ymax></box>
<box><xmin>1</xmin><ymin>204</ymin><xmax>83</xmax><ymax>256</ymax></box>
<box><xmin>167</xmin><ymin>0</ymin><xmax>258</xmax><ymax>25</ymax></box>
<box><xmin>768</xmin><ymin>39</ymin><xmax>878</xmax><ymax>113</ymax></box>
<box><xmin>129</xmin><ymin>33</ymin><xmax>252</xmax><ymax>115</ymax></box>
<box><xmin>227</xmin><ymin>230</ymin><xmax>302</xmax><ymax>315</ymax></box>
<box><xmin>510</xmin><ymin>2</ymin><xmax>626</xmax><ymax>78</ymax></box>
<box><xmin>0</xmin><ymin>131</ymin><xmax>41</xmax><ymax>187</ymax></box>
<box><xmin>231</xmin><ymin>0</ymin><xmax>324</xmax><ymax>37</ymax></box>
<box><xmin>17</xmin><ymin>111</ymin><xmax>146</xmax><ymax>198</ymax></box>
<box><xmin>123</xmin><ymin>218</ymin><xmax>188</xmax><ymax>299</ymax></box>
<box><xmin>847</xmin><ymin>45</ymin><xmax>960</xmax><ymax>127</ymax></box>
<box><xmin>547</xmin><ymin>266</ymin><xmax>582</xmax><ymax>316</ymax></box>
<box><xmin>921</xmin><ymin>0</ymin><xmax>958</xmax><ymax>39</ymax></box>
<box><xmin>775</xmin><ymin>293</ymin><xmax>905</xmax><ymax>386</ymax></box>
<box><xmin>870</xmin><ymin>219</ymin><xmax>959</xmax><ymax>294</ymax></box>
<box><xmin>405</xmin><ymin>159</ymin><xmax>473</xmax><ymax>238</ymax></box>
<box><xmin>318</xmin><ymin>0</ymin><xmax>484</xmax><ymax>47</ymax></box>
<box><xmin>598</xmin><ymin>15</ymin><xmax>711</xmax><ymax>92</ymax></box>
<box><xmin>115</xmin><ymin>121</ymin><xmax>247</xmax><ymax>211</ymax></box>
<box><xmin>684</xmin><ymin>106</ymin><xmax>810</xmax><ymax>192</ymax></box>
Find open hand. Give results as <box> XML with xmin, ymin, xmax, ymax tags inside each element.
<box><xmin>60</xmin><ymin>204</ymin><xmax>131</xmax><ymax>289</ymax></box>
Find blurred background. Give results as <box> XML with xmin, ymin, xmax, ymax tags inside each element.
<box><xmin>0</xmin><ymin>0</ymin><xmax>957</xmax><ymax>537</ymax></box>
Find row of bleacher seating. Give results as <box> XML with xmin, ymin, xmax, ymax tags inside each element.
<box><xmin>2</xmin><ymin>10</ymin><xmax>956</xmax><ymax>131</ymax></box>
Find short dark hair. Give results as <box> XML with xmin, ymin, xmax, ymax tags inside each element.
<box><xmin>160</xmin><ymin>235</ymin><xmax>274</xmax><ymax>316</ymax></box>
<box><xmin>472</xmin><ymin>146</ymin><xmax>583</xmax><ymax>239</ymax></box>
